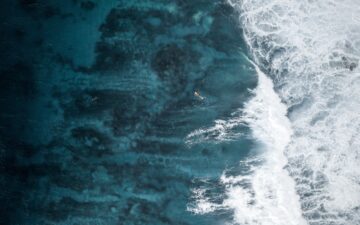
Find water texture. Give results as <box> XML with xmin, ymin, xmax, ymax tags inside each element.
<box><xmin>0</xmin><ymin>0</ymin><xmax>257</xmax><ymax>224</ymax></box>
<box><xmin>2</xmin><ymin>0</ymin><xmax>359</xmax><ymax>225</ymax></box>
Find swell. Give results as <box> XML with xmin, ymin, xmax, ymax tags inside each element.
<box><xmin>229</xmin><ymin>0</ymin><xmax>360</xmax><ymax>224</ymax></box>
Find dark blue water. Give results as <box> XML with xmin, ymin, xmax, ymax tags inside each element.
<box><xmin>0</xmin><ymin>1</ymin><xmax>257</xmax><ymax>224</ymax></box>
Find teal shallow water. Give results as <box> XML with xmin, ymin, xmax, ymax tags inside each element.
<box><xmin>0</xmin><ymin>1</ymin><xmax>257</xmax><ymax>224</ymax></box>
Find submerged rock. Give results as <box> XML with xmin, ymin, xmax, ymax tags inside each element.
<box><xmin>80</xmin><ymin>1</ymin><xmax>96</xmax><ymax>11</ymax></box>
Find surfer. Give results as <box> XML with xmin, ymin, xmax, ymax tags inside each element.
<box><xmin>194</xmin><ymin>91</ymin><xmax>205</xmax><ymax>100</ymax></box>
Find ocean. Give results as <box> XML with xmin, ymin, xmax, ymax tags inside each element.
<box><xmin>0</xmin><ymin>0</ymin><xmax>359</xmax><ymax>225</ymax></box>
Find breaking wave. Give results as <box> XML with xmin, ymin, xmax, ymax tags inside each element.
<box><xmin>189</xmin><ymin>0</ymin><xmax>360</xmax><ymax>224</ymax></box>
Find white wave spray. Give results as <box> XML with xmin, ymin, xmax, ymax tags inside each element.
<box><xmin>189</xmin><ymin>0</ymin><xmax>360</xmax><ymax>224</ymax></box>
<box><xmin>188</xmin><ymin>62</ymin><xmax>307</xmax><ymax>225</ymax></box>
<box><xmin>221</xmin><ymin>65</ymin><xmax>308</xmax><ymax>225</ymax></box>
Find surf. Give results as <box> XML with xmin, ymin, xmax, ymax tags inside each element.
<box><xmin>188</xmin><ymin>61</ymin><xmax>307</xmax><ymax>224</ymax></box>
<box><xmin>222</xmin><ymin>65</ymin><xmax>307</xmax><ymax>225</ymax></box>
<box><xmin>230</xmin><ymin>0</ymin><xmax>360</xmax><ymax>224</ymax></box>
<box><xmin>189</xmin><ymin>0</ymin><xmax>360</xmax><ymax>224</ymax></box>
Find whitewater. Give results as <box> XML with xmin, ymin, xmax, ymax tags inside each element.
<box><xmin>188</xmin><ymin>0</ymin><xmax>360</xmax><ymax>224</ymax></box>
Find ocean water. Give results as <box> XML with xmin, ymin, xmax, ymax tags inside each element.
<box><xmin>1</xmin><ymin>0</ymin><xmax>359</xmax><ymax>225</ymax></box>
<box><xmin>0</xmin><ymin>0</ymin><xmax>256</xmax><ymax>225</ymax></box>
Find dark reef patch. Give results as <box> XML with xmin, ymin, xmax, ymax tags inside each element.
<box><xmin>80</xmin><ymin>1</ymin><xmax>96</xmax><ymax>11</ymax></box>
<box><xmin>151</xmin><ymin>44</ymin><xmax>190</xmax><ymax>90</ymax></box>
<box><xmin>0</xmin><ymin>62</ymin><xmax>37</xmax><ymax>143</ymax></box>
<box><xmin>18</xmin><ymin>0</ymin><xmax>38</xmax><ymax>9</ymax></box>
<box><xmin>42</xmin><ymin>5</ymin><xmax>60</xmax><ymax>19</ymax></box>
<box><xmin>92</xmin><ymin>42</ymin><xmax>129</xmax><ymax>71</ymax></box>
<box><xmin>0</xmin><ymin>62</ymin><xmax>36</xmax><ymax>98</ymax></box>
<box><xmin>17</xmin><ymin>0</ymin><xmax>67</xmax><ymax>20</ymax></box>
<box><xmin>13</xmin><ymin>28</ymin><xmax>27</xmax><ymax>40</ymax></box>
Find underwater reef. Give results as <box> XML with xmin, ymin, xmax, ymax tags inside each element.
<box><xmin>0</xmin><ymin>1</ymin><xmax>256</xmax><ymax>224</ymax></box>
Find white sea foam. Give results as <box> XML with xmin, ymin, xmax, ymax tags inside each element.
<box><xmin>221</xmin><ymin>66</ymin><xmax>307</xmax><ymax>225</ymax></box>
<box><xmin>232</xmin><ymin>0</ymin><xmax>360</xmax><ymax>224</ymax></box>
<box><xmin>188</xmin><ymin>64</ymin><xmax>307</xmax><ymax>225</ymax></box>
<box><xmin>185</xmin><ymin>118</ymin><xmax>245</xmax><ymax>145</ymax></box>
<box><xmin>189</xmin><ymin>0</ymin><xmax>360</xmax><ymax>224</ymax></box>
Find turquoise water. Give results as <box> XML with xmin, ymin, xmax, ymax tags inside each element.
<box><xmin>0</xmin><ymin>0</ymin><xmax>258</xmax><ymax>224</ymax></box>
